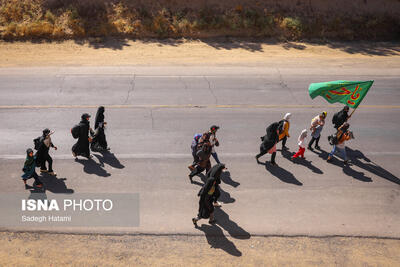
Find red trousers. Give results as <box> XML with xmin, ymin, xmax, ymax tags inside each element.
<box><xmin>293</xmin><ymin>146</ymin><xmax>305</xmax><ymax>158</ymax></box>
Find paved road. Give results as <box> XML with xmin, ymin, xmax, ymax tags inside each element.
<box><xmin>0</xmin><ymin>64</ymin><xmax>399</xmax><ymax>237</ymax></box>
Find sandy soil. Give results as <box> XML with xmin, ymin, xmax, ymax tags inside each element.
<box><xmin>1</xmin><ymin>39</ymin><xmax>399</xmax><ymax>67</ymax></box>
<box><xmin>0</xmin><ymin>232</ymin><xmax>399</xmax><ymax>266</ymax></box>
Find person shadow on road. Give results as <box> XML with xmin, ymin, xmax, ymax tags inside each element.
<box><xmin>75</xmin><ymin>157</ymin><xmax>111</xmax><ymax>178</ymax></box>
<box><xmin>95</xmin><ymin>151</ymin><xmax>125</xmax><ymax>169</ymax></box>
<box><xmin>196</xmin><ymin>224</ymin><xmax>242</xmax><ymax>257</ymax></box>
<box><xmin>281</xmin><ymin>149</ymin><xmax>323</xmax><ymax>174</ymax></box>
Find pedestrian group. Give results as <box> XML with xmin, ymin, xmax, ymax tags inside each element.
<box><xmin>20</xmin><ymin>105</ymin><xmax>354</xmax><ymax>227</ymax></box>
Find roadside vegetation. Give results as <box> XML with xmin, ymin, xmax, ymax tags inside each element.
<box><xmin>0</xmin><ymin>0</ymin><xmax>399</xmax><ymax>41</ymax></box>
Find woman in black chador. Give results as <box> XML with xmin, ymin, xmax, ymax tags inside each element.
<box><xmin>192</xmin><ymin>163</ymin><xmax>226</xmax><ymax>227</ymax></box>
<box><xmin>91</xmin><ymin>106</ymin><xmax>109</xmax><ymax>152</ymax></box>
<box><xmin>205</xmin><ymin>163</ymin><xmax>226</xmax><ymax>207</ymax></box>
<box><xmin>72</xmin><ymin>113</ymin><xmax>93</xmax><ymax>159</ymax></box>
<box><xmin>255</xmin><ymin>122</ymin><xmax>280</xmax><ymax>166</ymax></box>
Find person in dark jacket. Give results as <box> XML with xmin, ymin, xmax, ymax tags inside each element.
<box><xmin>91</xmin><ymin>106</ymin><xmax>109</xmax><ymax>152</ymax></box>
<box><xmin>188</xmin><ymin>133</ymin><xmax>202</xmax><ymax>171</ymax></box>
<box><xmin>256</xmin><ymin>122</ymin><xmax>280</xmax><ymax>166</ymax></box>
<box><xmin>22</xmin><ymin>148</ymin><xmax>43</xmax><ymax>188</ymax></box>
<box><xmin>192</xmin><ymin>166</ymin><xmax>224</xmax><ymax>227</ymax></box>
<box><xmin>333</xmin><ymin>106</ymin><xmax>350</xmax><ymax>130</ymax></box>
<box><xmin>72</xmin><ymin>113</ymin><xmax>94</xmax><ymax>159</ymax></box>
<box><xmin>205</xmin><ymin>163</ymin><xmax>226</xmax><ymax>207</ymax></box>
<box><xmin>37</xmin><ymin>128</ymin><xmax>57</xmax><ymax>176</ymax></box>
<box><xmin>188</xmin><ymin>132</ymin><xmax>212</xmax><ymax>183</ymax></box>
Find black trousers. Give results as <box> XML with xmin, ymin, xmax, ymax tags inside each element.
<box><xmin>189</xmin><ymin>160</ymin><xmax>211</xmax><ymax>178</ymax></box>
<box><xmin>280</xmin><ymin>136</ymin><xmax>287</xmax><ymax>148</ymax></box>
<box><xmin>256</xmin><ymin>149</ymin><xmax>277</xmax><ymax>164</ymax></box>
<box><xmin>40</xmin><ymin>152</ymin><xmax>53</xmax><ymax>172</ymax></box>
<box><xmin>308</xmin><ymin>136</ymin><xmax>320</xmax><ymax>148</ymax></box>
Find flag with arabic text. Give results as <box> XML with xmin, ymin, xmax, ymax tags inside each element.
<box><xmin>308</xmin><ymin>80</ymin><xmax>373</xmax><ymax>108</ymax></box>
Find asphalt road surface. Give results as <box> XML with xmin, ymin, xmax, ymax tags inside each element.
<box><xmin>0</xmin><ymin>64</ymin><xmax>399</xmax><ymax>238</ymax></box>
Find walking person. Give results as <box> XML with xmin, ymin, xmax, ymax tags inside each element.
<box><xmin>292</xmin><ymin>129</ymin><xmax>307</xmax><ymax>160</ymax></box>
<box><xmin>188</xmin><ymin>133</ymin><xmax>202</xmax><ymax>171</ymax></box>
<box><xmin>308</xmin><ymin>111</ymin><xmax>327</xmax><ymax>151</ymax></box>
<box><xmin>327</xmin><ymin>123</ymin><xmax>353</xmax><ymax>165</ymax></box>
<box><xmin>21</xmin><ymin>148</ymin><xmax>43</xmax><ymax>188</ymax></box>
<box><xmin>278</xmin><ymin>113</ymin><xmax>291</xmax><ymax>150</ymax></box>
<box><xmin>192</xmin><ymin>165</ymin><xmax>225</xmax><ymax>227</ymax></box>
<box><xmin>256</xmin><ymin>122</ymin><xmax>280</xmax><ymax>166</ymax></box>
<box><xmin>72</xmin><ymin>113</ymin><xmax>94</xmax><ymax>159</ymax></box>
<box><xmin>36</xmin><ymin>128</ymin><xmax>57</xmax><ymax>176</ymax></box>
<box><xmin>209</xmin><ymin>125</ymin><xmax>221</xmax><ymax>164</ymax></box>
<box><xmin>205</xmin><ymin>163</ymin><xmax>226</xmax><ymax>207</ymax></box>
<box><xmin>332</xmin><ymin>106</ymin><xmax>350</xmax><ymax>130</ymax></box>
<box><xmin>188</xmin><ymin>132</ymin><xmax>212</xmax><ymax>183</ymax></box>
<box><xmin>91</xmin><ymin>106</ymin><xmax>109</xmax><ymax>152</ymax></box>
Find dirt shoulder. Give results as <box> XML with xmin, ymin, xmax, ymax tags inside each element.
<box><xmin>0</xmin><ymin>232</ymin><xmax>399</xmax><ymax>266</ymax></box>
<box><xmin>1</xmin><ymin>40</ymin><xmax>399</xmax><ymax>67</ymax></box>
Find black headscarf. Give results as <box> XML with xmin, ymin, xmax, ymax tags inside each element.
<box><xmin>206</xmin><ymin>163</ymin><xmax>225</xmax><ymax>184</ymax></box>
<box><xmin>42</xmin><ymin>128</ymin><xmax>50</xmax><ymax>137</ymax></box>
<box><xmin>94</xmin><ymin>106</ymin><xmax>105</xmax><ymax>129</ymax></box>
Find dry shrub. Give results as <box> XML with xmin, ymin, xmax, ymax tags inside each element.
<box><xmin>0</xmin><ymin>0</ymin><xmax>398</xmax><ymax>40</ymax></box>
<box><xmin>280</xmin><ymin>17</ymin><xmax>303</xmax><ymax>39</ymax></box>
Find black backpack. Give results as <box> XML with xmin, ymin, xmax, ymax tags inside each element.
<box><xmin>328</xmin><ymin>131</ymin><xmax>344</xmax><ymax>145</ymax></box>
<box><xmin>332</xmin><ymin>112</ymin><xmax>339</xmax><ymax>125</ymax></box>
<box><xmin>278</xmin><ymin>120</ymin><xmax>286</xmax><ymax>134</ymax></box>
<box><xmin>33</xmin><ymin>136</ymin><xmax>43</xmax><ymax>150</ymax></box>
<box><xmin>71</xmin><ymin>125</ymin><xmax>80</xmax><ymax>139</ymax></box>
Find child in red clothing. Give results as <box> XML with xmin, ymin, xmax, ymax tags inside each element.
<box><xmin>292</xmin><ymin>129</ymin><xmax>307</xmax><ymax>159</ymax></box>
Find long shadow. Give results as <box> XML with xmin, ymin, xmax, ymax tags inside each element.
<box><xmin>219</xmin><ymin>188</ymin><xmax>235</xmax><ymax>204</ymax></box>
<box><xmin>281</xmin><ymin>149</ymin><xmax>323</xmax><ymax>174</ymax></box>
<box><xmin>192</xmin><ymin>178</ymin><xmax>235</xmax><ymax>204</ymax></box>
<box><xmin>342</xmin><ymin>165</ymin><xmax>373</xmax><ymax>182</ymax></box>
<box><xmin>39</xmin><ymin>174</ymin><xmax>75</xmax><ymax>194</ymax></box>
<box><xmin>257</xmin><ymin>160</ymin><xmax>302</xmax><ymax>186</ymax></box>
<box><xmin>214</xmin><ymin>209</ymin><xmax>251</xmax><ymax>240</ymax></box>
<box><xmin>75</xmin><ymin>158</ymin><xmax>111</xmax><ymax>177</ymax></box>
<box><xmin>314</xmin><ymin>148</ymin><xmax>376</xmax><ymax>183</ymax></box>
<box><xmin>347</xmin><ymin>148</ymin><xmax>400</xmax><ymax>185</ymax></box>
<box><xmin>220</xmin><ymin>171</ymin><xmax>240</xmax><ymax>188</ymax></box>
<box><xmin>190</xmin><ymin>172</ymin><xmax>207</xmax><ymax>185</ymax></box>
<box><xmin>95</xmin><ymin>152</ymin><xmax>125</xmax><ymax>169</ymax></box>
<box><xmin>196</xmin><ymin>224</ymin><xmax>242</xmax><ymax>257</ymax></box>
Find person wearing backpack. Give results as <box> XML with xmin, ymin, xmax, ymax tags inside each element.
<box><xmin>308</xmin><ymin>111</ymin><xmax>327</xmax><ymax>151</ymax></box>
<box><xmin>332</xmin><ymin>106</ymin><xmax>350</xmax><ymax>130</ymax></box>
<box><xmin>72</xmin><ymin>113</ymin><xmax>94</xmax><ymax>159</ymax></box>
<box><xmin>188</xmin><ymin>133</ymin><xmax>202</xmax><ymax>171</ymax></box>
<box><xmin>21</xmin><ymin>148</ymin><xmax>43</xmax><ymax>188</ymax></box>
<box><xmin>36</xmin><ymin>128</ymin><xmax>57</xmax><ymax>176</ymax></box>
<box><xmin>278</xmin><ymin>113</ymin><xmax>291</xmax><ymax>150</ymax></box>
<box><xmin>327</xmin><ymin>123</ymin><xmax>353</xmax><ymax>165</ymax></box>
<box><xmin>256</xmin><ymin>122</ymin><xmax>280</xmax><ymax>166</ymax></box>
<box><xmin>188</xmin><ymin>132</ymin><xmax>212</xmax><ymax>183</ymax></box>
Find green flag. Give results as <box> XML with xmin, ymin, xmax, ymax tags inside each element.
<box><xmin>309</xmin><ymin>80</ymin><xmax>373</xmax><ymax>108</ymax></box>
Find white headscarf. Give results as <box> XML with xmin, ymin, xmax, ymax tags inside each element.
<box><xmin>284</xmin><ymin>113</ymin><xmax>291</xmax><ymax>120</ymax></box>
<box><xmin>300</xmin><ymin>129</ymin><xmax>307</xmax><ymax>139</ymax></box>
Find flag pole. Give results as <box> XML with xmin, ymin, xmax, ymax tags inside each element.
<box><xmin>347</xmin><ymin>106</ymin><xmax>358</xmax><ymax>121</ymax></box>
